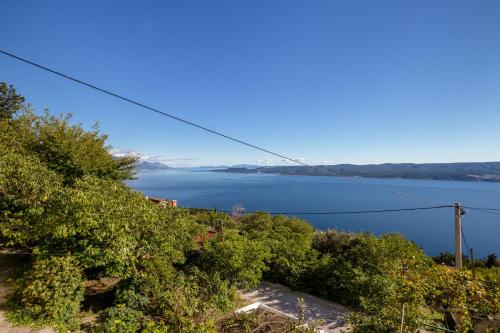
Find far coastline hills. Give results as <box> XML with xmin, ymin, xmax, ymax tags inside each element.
<box><xmin>215</xmin><ymin>162</ymin><xmax>500</xmax><ymax>182</ymax></box>
<box><xmin>136</xmin><ymin>161</ymin><xmax>500</xmax><ymax>182</ymax></box>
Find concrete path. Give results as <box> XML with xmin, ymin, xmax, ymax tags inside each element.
<box><xmin>0</xmin><ymin>254</ymin><xmax>54</xmax><ymax>333</ymax></box>
<box><xmin>240</xmin><ymin>282</ymin><xmax>350</xmax><ymax>333</ymax></box>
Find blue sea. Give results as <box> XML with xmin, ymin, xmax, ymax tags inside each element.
<box><xmin>128</xmin><ymin>168</ymin><xmax>500</xmax><ymax>257</ymax></box>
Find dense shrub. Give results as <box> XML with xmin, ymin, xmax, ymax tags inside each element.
<box><xmin>299</xmin><ymin>231</ymin><xmax>433</xmax><ymax>332</ymax></box>
<box><xmin>56</xmin><ymin>176</ymin><xmax>199</xmax><ymax>278</ymax></box>
<box><xmin>348</xmin><ymin>311</ymin><xmax>401</xmax><ymax>333</ymax></box>
<box><xmin>189</xmin><ymin>208</ymin><xmax>237</xmax><ymax>231</ymax></box>
<box><xmin>114</xmin><ymin>268</ymin><xmax>235</xmax><ymax>332</ymax></box>
<box><xmin>99</xmin><ymin>305</ymin><xmax>144</xmax><ymax>333</ymax></box>
<box><xmin>311</xmin><ymin>231</ymin><xmax>432</xmax><ymax>308</ymax></box>
<box><xmin>432</xmin><ymin>251</ymin><xmax>456</xmax><ymax>266</ymax></box>
<box><xmin>0</xmin><ymin>82</ymin><xmax>24</xmax><ymax>119</ymax></box>
<box><xmin>201</xmin><ymin>230</ymin><xmax>270</xmax><ymax>289</ymax></box>
<box><xmin>28</xmin><ymin>112</ymin><xmax>137</xmax><ymax>184</ymax></box>
<box><xmin>13</xmin><ymin>256</ymin><xmax>84</xmax><ymax>329</ymax></box>
<box><xmin>0</xmin><ymin>83</ymin><xmax>203</xmax><ymax>331</ymax></box>
<box><xmin>0</xmin><ymin>108</ymin><xmax>137</xmax><ymax>185</ymax></box>
<box><xmin>425</xmin><ymin>266</ymin><xmax>500</xmax><ymax>332</ymax></box>
<box><xmin>239</xmin><ymin>213</ymin><xmax>314</xmax><ymax>285</ymax></box>
<box><xmin>312</xmin><ymin>229</ymin><xmax>361</xmax><ymax>256</ymax></box>
<box><xmin>2</xmin><ymin>82</ymin><xmax>499</xmax><ymax>332</ymax></box>
<box><xmin>0</xmin><ymin>146</ymin><xmax>63</xmax><ymax>246</ymax></box>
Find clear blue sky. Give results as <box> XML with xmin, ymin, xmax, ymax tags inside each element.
<box><xmin>1</xmin><ymin>1</ymin><xmax>500</xmax><ymax>166</ymax></box>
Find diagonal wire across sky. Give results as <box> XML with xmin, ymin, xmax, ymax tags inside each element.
<box><xmin>2</xmin><ymin>48</ymin><xmax>500</xmax><ymax>220</ymax></box>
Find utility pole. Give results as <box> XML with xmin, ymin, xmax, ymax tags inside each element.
<box><xmin>454</xmin><ymin>202</ymin><xmax>462</xmax><ymax>269</ymax></box>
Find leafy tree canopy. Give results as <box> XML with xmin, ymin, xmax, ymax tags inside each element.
<box><xmin>0</xmin><ymin>82</ymin><xmax>498</xmax><ymax>332</ymax></box>
<box><xmin>0</xmin><ymin>82</ymin><xmax>25</xmax><ymax>119</ymax></box>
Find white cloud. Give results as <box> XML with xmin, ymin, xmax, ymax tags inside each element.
<box><xmin>110</xmin><ymin>149</ymin><xmax>197</xmax><ymax>167</ymax></box>
<box><xmin>110</xmin><ymin>149</ymin><xmax>140</xmax><ymax>158</ymax></box>
<box><xmin>255</xmin><ymin>159</ymin><xmax>274</xmax><ymax>165</ymax></box>
<box><xmin>281</xmin><ymin>157</ymin><xmax>305</xmax><ymax>164</ymax></box>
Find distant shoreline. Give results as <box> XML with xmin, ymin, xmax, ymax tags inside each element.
<box><xmin>213</xmin><ymin>162</ymin><xmax>500</xmax><ymax>182</ymax></box>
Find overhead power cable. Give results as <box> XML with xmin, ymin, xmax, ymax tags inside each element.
<box><xmin>464</xmin><ymin>207</ymin><xmax>500</xmax><ymax>211</ymax></box>
<box><xmin>0</xmin><ymin>49</ymin><xmax>306</xmax><ymax>167</ymax></box>
<box><xmin>461</xmin><ymin>227</ymin><xmax>471</xmax><ymax>251</ymax></box>
<box><xmin>464</xmin><ymin>207</ymin><xmax>500</xmax><ymax>217</ymax></box>
<box><xmin>6</xmin><ymin>49</ymin><xmax>500</xmax><ymax>214</ymax></box>
<box><xmin>0</xmin><ymin>49</ymin><xmax>451</xmax><ymax>207</ymax></box>
<box><xmin>194</xmin><ymin>205</ymin><xmax>453</xmax><ymax>215</ymax></box>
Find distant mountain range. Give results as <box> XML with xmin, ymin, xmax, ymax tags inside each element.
<box><xmin>136</xmin><ymin>160</ymin><xmax>173</xmax><ymax>170</ymax></box>
<box><xmin>196</xmin><ymin>164</ymin><xmax>261</xmax><ymax>169</ymax></box>
<box><xmin>216</xmin><ymin>162</ymin><xmax>500</xmax><ymax>182</ymax></box>
<box><xmin>136</xmin><ymin>163</ymin><xmax>262</xmax><ymax>170</ymax></box>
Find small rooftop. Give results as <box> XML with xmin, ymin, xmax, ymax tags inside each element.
<box><xmin>145</xmin><ymin>196</ymin><xmax>177</xmax><ymax>207</ymax></box>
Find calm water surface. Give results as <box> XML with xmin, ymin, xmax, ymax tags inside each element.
<box><xmin>128</xmin><ymin>168</ymin><xmax>500</xmax><ymax>257</ymax></box>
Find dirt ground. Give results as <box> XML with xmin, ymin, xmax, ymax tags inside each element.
<box><xmin>0</xmin><ymin>254</ymin><xmax>54</xmax><ymax>333</ymax></box>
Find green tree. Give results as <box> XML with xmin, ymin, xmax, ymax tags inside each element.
<box><xmin>113</xmin><ymin>267</ymin><xmax>234</xmax><ymax>332</ymax></box>
<box><xmin>201</xmin><ymin>230</ymin><xmax>270</xmax><ymax>289</ymax></box>
<box><xmin>426</xmin><ymin>266</ymin><xmax>499</xmax><ymax>333</ymax></box>
<box><xmin>432</xmin><ymin>251</ymin><xmax>456</xmax><ymax>266</ymax></box>
<box><xmin>310</xmin><ymin>232</ymin><xmax>434</xmax><ymax>332</ymax></box>
<box><xmin>0</xmin><ymin>107</ymin><xmax>137</xmax><ymax>186</ymax></box>
<box><xmin>2</xmin><ymin>82</ymin><xmax>498</xmax><ymax>333</ymax></box>
<box><xmin>0</xmin><ymin>84</ymin><xmax>207</xmax><ymax>330</ymax></box>
<box><xmin>0</xmin><ymin>81</ymin><xmax>25</xmax><ymax>119</ymax></box>
<box><xmin>239</xmin><ymin>213</ymin><xmax>315</xmax><ymax>286</ymax></box>
<box><xmin>486</xmin><ymin>253</ymin><xmax>498</xmax><ymax>268</ymax></box>
<box><xmin>51</xmin><ymin>176</ymin><xmax>197</xmax><ymax>278</ymax></box>
<box><xmin>312</xmin><ymin>229</ymin><xmax>360</xmax><ymax>257</ymax></box>
<box><xmin>0</xmin><ymin>145</ymin><xmax>63</xmax><ymax>247</ymax></box>
<box><xmin>349</xmin><ymin>256</ymin><xmax>429</xmax><ymax>333</ymax></box>
<box><xmin>28</xmin><ymin>111</ymin><xmax>137</xmax><ymax>184</ymax></box>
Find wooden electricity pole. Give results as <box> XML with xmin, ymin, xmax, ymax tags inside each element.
<box><xmin>454</xmin><ymin>202</ymin><xmax>462</xmax><ymax>269</ymax></box>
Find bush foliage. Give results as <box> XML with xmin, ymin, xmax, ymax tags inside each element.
<box><xmin>12</xmin><ymin>256</ymin><xmax>84</xmax><ymax>330</ymax></box>
<box><xmin>1</xmin><ymin>82</ymin><xmax>498</xmax><ymax>332</ymax></box>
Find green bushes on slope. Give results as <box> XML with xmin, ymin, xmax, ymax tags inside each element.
<box><xmin>0</xmin><ymin>82</ymin><xmax>235</xmax><ymax>331</ymax></box>
<box><xmin>1</xmin><ymin>82</ymin><xmax>498</xmax><ymax>332</ymax></box>
<box><xmin>201</xmin><ymin>231</ymin><xmax>270</xmax><ymax>289</ymax></box>
<box><xmin>10</xmin><ymin>256</ymin><xmax>84</xmax><ymax>330</ymax></box>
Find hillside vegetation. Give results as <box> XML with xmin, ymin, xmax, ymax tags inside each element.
<box><xmin>0</xmin><ymin>82</ymin><xmax>498</xmax><ymax>333</ymax></box>
<box><xmin>220</xmin><ymin>163</ymin><xmax>500</xmax><ymax>182</ymax></box>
